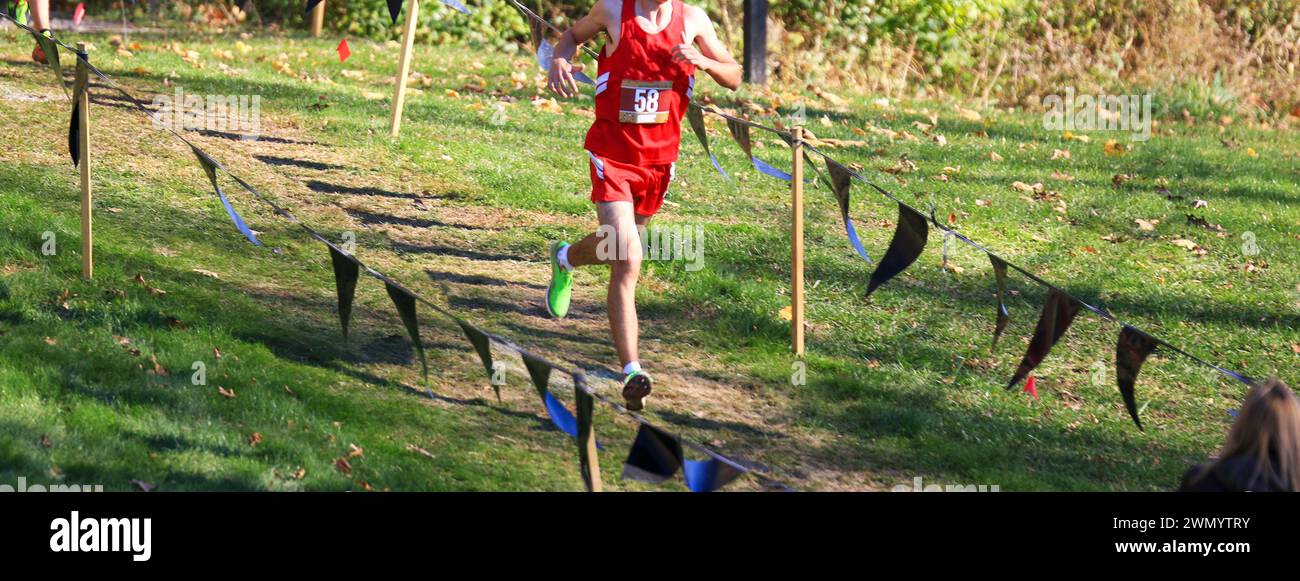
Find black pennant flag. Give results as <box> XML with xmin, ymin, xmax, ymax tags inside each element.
<box><xmin>575</xmin><ymin>380</ymin><xmax>599</xmax><ymax>492</ymax></box>
<box><xmin>191</xmin><ymin>147</ymin><xmax>262</xmax><ymax>246</ymax></box>
<box><xmin>622</xmin><ymin>423</ymin><xmax>683</xmax><ymax>484</ymax></box>
<box><xmin>522</xmin><ymin>352</ymin><xmax>553</xmax><ymax>401</ymax></box>
<box><xmin>686</xmin><ymin>105</ymin><xmax>729</xmax><ymax>179</ymax></box>
<box><xmin>68</xmin><ymin>99</ymin><xmax>80</xmax><ymax>167</ymax></box>
<box><xmin>327</xmin><ymin>245</ymin><xmax>359</xmax><ymax>339</ymax></box>
<box><xmin>457</xmin><ymin>320</ymin><xmax>497</xmax><ymax>400</ymax></box>
<box><xmin>990</xmin><ymin>255</ymin><xmax>1011</xmax><ymax>348</ymax></box>
<box><xmin>1007</xmin><ymin>289</ymin><xmax>1081</xmax><ymax>389</ymax></box>
<box><xmin>384</xmin><ymin>281</ymin><xmax>428</xmax><ymax>382</ymax></box>
<box><xmin>824</xmin><ymin>160</ymin><xmax>871</xmax><ymax>263</ymax></box>
<box><xmin>304</xmin><ymin>0</ymin><xmax>323</xmax><ymax>12</ymax></box>
<box><xmin>387</xmin><ymin>0</ymin><xmax>404</xmax><ymax>24</ymax></box>
<box><xmin>866</xmin><ymin>203</ymin><xmax>928</xmax><ymax>297</ymax></box>
<box><xmin>1116</xmin><ymin>326</ymin><xmax>1158</xmax><ymax>430</ymax></box>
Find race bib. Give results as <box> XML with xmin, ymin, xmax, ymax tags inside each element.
<box><xmin>619</xmin><ymin>80</ymin><xmax>673</xmax><ymax>124</ymax></box>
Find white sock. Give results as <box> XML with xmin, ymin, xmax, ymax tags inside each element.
<box><xmin>557</xmin><ymin>244</ymin><xmax>574</xmax><ymax>271</ymax></box>
<box><xmin>623</xmin><ymin>361</ymin><xmax>641</xmax><ymax>376</ymax></box>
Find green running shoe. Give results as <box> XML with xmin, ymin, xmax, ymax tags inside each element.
<box><xmin>622</xmin><ymin>370</ymin><xmax>653</xmax><ymax>411</ymax></box>
<box><xmin>546</xmin><ymin>241</ymin><xmax>573</xmax><ymax>319</ymax></box>
<box><xmin>14</xmin><ymin>1</ymin><xmax>29</xmax><ymax>27</ymax></box>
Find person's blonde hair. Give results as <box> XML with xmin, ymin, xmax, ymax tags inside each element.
<box><xmin>1210</xmin><ymin>378</ymin><xmax>1300</xmax><ymax>491</ymax></box>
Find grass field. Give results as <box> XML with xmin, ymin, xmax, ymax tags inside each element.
<box><xmin>0</xmin><ymin>25</ymin><xmax>1295</xmax><ymax>491</ymax></box>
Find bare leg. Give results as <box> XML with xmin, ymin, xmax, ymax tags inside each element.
<box><xmin>31</xmin><ymin>0</ymin><xmax>49</xmax><ymax>30</ymax></box>
<box><xmin>566</xmin><ymin>202</ymin><xmax>647</xmax><ymax>368</ymax></box>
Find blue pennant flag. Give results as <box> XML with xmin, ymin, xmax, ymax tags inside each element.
<box><xmin>684</xmin><ymin>458</ymin><xmax>745</xmax><ymax>492</ymax></box>
<box><xmin>751</xmin><ymin>157</ymin><xmax>792</xmax><ymax>182</ymax></box>
<box><xmin>440</xmin><ymin>0</ymin><xmax>471</xmax><ymax>15</ymax></box>
<box><xmin>543</xmin><ymin>392</ymin><xmax>578</xmax><ymax>438</ymax></box>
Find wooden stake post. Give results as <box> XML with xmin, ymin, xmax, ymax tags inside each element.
<box><xmin>791</xmin><ymin>127</ymin><xmax>805</xmax><ymax>355</ymax></box>
<box><xmin>310</xmin><ymin>1</ymin><xmax>325</xmax><ymax>37</ymax></box>
<box><xmin>76</xmin><ymin>43</ymin><xmax>93</xmax><ymax>279</ymax></box>
<box><xmin>389</xmin><ymin>0</ymin><xmax>420</xmax><ymax>137</ymax></box>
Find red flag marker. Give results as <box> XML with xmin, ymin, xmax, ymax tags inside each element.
<box><xmin>1024</xmin><ymin>375</ymin><xmax>1038</xmax><ymax>400</ymax></box>
<box><xmin>336</xmin><ymin>39</ymin><xmax>351</xmax><ymax>63</ymax></box>
<box><xmin>73</xmin><ymin>3</ymin><xmax>86</xmax><ymax>28</ymax></box>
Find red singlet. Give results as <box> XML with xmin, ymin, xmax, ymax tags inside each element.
<box><xmin>583</xmin><ymin>0</ymin><xmax>697</xmax><ymax>165</ymax></box>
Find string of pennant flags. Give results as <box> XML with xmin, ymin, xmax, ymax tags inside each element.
<box><xmin>2</xmin><ymin>10</ymin><xmax>793</xmax><ymax>493</ymax></box>
<box><xmin>4</xmin><ymin>0</ymin><xmax>1264</xmax><ymax>491</ymax></box>
<box><xmin>467</xmin><ymin>0</ymin><xmax>1261</xmax><ymax>429</ymax></box>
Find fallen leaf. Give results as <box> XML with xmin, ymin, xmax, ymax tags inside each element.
<box><xmin>334</xmin><ymin>457</ymin><xmax>353</xmax><ymax>475</ymax></box>
<box><xmin>1135</xmin><ymin>219</ymin><xmax>1160</xmax><ymax>231</ymax></box>
<box><xmin>778</xmin><ymin>306</ymin><xmax>793</xmax><ymax>321</ymax></box>
<box><xmin>41</xmin><ymin>434</ymin><xmax>52</xmax><ymax>448</ymax></box>
<box><xmin>348</xmin><ymin>443</ymin><xmax>365</xmax><ymax>458</ymax></box>
<box><xmin>406</xmin><ymin>444</ymin><xmax>436</xmax><ymax>459</ymax></box>
<box><xmin>989</xmin><ymin>151</ymin><xmax>1004</xmax><ymax>162</ymax></box>
<box><xmin>248</xmin><ymin>432</ymin><xmax>263</xmax><ymax>446</ymax></box>
<box><xmin>1104</xmin><ymin>139</ymin><xmax>1127</xmax><ymax>156</ymax></box>
<box><xmin>217</xmin><ymin>386</ymin><xmax>236</xmax><ymax>398</ymax></box>
<box><xmin>191</xmin><ymin>268</ymin><xmax>220</xmax><ymax>278</ymax></box>
<box><xmin>1050</xmin><ymin>170</ymin><xmax>1074</xmax><ymax>181</ymax></box>
<box><xmin>1051</xmin><ymin>149</ymin><xmax>1071</xmax><ymax>160</ymax></box>
<box><xmin>1246</xmin><ymin>147</ymin><xmax>1258</xmax><ymax>158</ymax></box>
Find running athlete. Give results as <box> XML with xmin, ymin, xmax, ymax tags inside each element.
<box><xmin>544</xmin><ymin>0</ymin><xmax>740</xmax><ymax>410</ymax></box>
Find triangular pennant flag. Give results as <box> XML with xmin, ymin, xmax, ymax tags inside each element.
<box><xmin>686</xmin><ymin>105</ymin><xmax>729</xmax><ymax>180</ymax></box>
<box><xmin>1116</xmin><ymin>326</ymin><xmax>1158</xmax><ymax>431</ymax></box>
<box><xmin>387</xmin><ymin>0</ymin><xmax>403</xmax><ymax>24</ymax></box>
<box><xmin>622</xmin><ymin>423</ymin><xmax>683</xmax><ymax>484</ymax></box>
<box><xmin>684</xmin><ymin>457</ymin><xmax>745</xmax><ymax>492</ymax></box>
<box><xmin>1007</xmin><ymin>289</ymin><xmax>1081</xmax><ymax>389</ymax></box>
<box><xmin>866</xmin><ymin>203</ymin><xmax>928</xmax><ymax>297</ymax></box>
<box><xmin>68</xmin><ymin>99</ymin><xmax>80</xmax><ymax>167</ymax></box>
<box><xmin>384</xmin><ymin>281</ymin><xmax>428</xmax><ymax>382</ymax></box>
<box><xmin>327</xmin><ymin>245</ymin><xmax>360</xmax><ymax>338</ymax></box>
<box><xmin>725</xmin><ymin>118</ymin><xmax>790</xmax><ymax>181</ymax></box>
<box><xmin>191</xmin><ymin>147</ymin><xmax>262</xmax><ymax>246</ymax></box>
<box><xmin>73</xmin><ymin>3</ymin><xmax>85</xmax><ymax>28</ymax></box>
<box><xmin>725</xmin><ymin>118</ymin><xmax>752</xmax><ymax>157</ymax></box>
<box><xmin>456</xmin><ymin>320</ymin><xmax>497</xmax><ymax>401</ymax></box>
<box><xmin>305</xmin><ymin>0</ymin><xmax>323</xmax><ymax>12</ymax></box>
<box><xmin>575</xmin><ymin>382</ymin><xmax>600</xmax><ymax>492</ymax></box>
<box><xmin>825</xmin><ymin>159</ymin><xmax>871</xmax><ymax>262</ymax></box>
<box><xmin>528</xmin><ymin>15</ymin><xmax>545</xmax><ymax>50</ymax></box>
<box><xmin>32</xmin><ymin>31</ymin><xmax>65</xmax><ymax>98</ymax></box>
<box><xmin>440</xmin><ymin>0</ymin><xmax>471</xmax><ymax>14</ymax></box>
<box><xmin>543</xmin><ymin>392</ymin><xmax>578</xmax><ymax>437</ymax></box>
<box><xmin>990</xmin><ymin>255</ymin><xmax>1011</xmax><ymax>348</ymax></box>
<box><xmin>521</xmin><ymin>352</ymin><xmax>553</xmax><ymax>401</ymax></box>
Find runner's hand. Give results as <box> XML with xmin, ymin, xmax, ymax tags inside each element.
<box><xmin>672</xmin><ymin>31</ymin><xmax>710</xmax><ymax>71</ymax></box>
<box><xmin>548</xmin><ymin>58</ymin><xmax>584</xmax><ymax>98</ymax></box>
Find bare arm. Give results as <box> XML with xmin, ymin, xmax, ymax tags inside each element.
<box><xmin>549</xmin><ymin>1</ymin><xmax>610</xmax><ymax>98</ymax></box>
<box><xmin>673</xmin><ymin>6</ymin><xmax>742</xmax><ymax>91</ymax></box>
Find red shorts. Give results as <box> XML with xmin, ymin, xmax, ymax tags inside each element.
<box><xmin>587</xmin><ymin>151</ymin><xmax>675</xmax><ymax>218</ymax></box>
